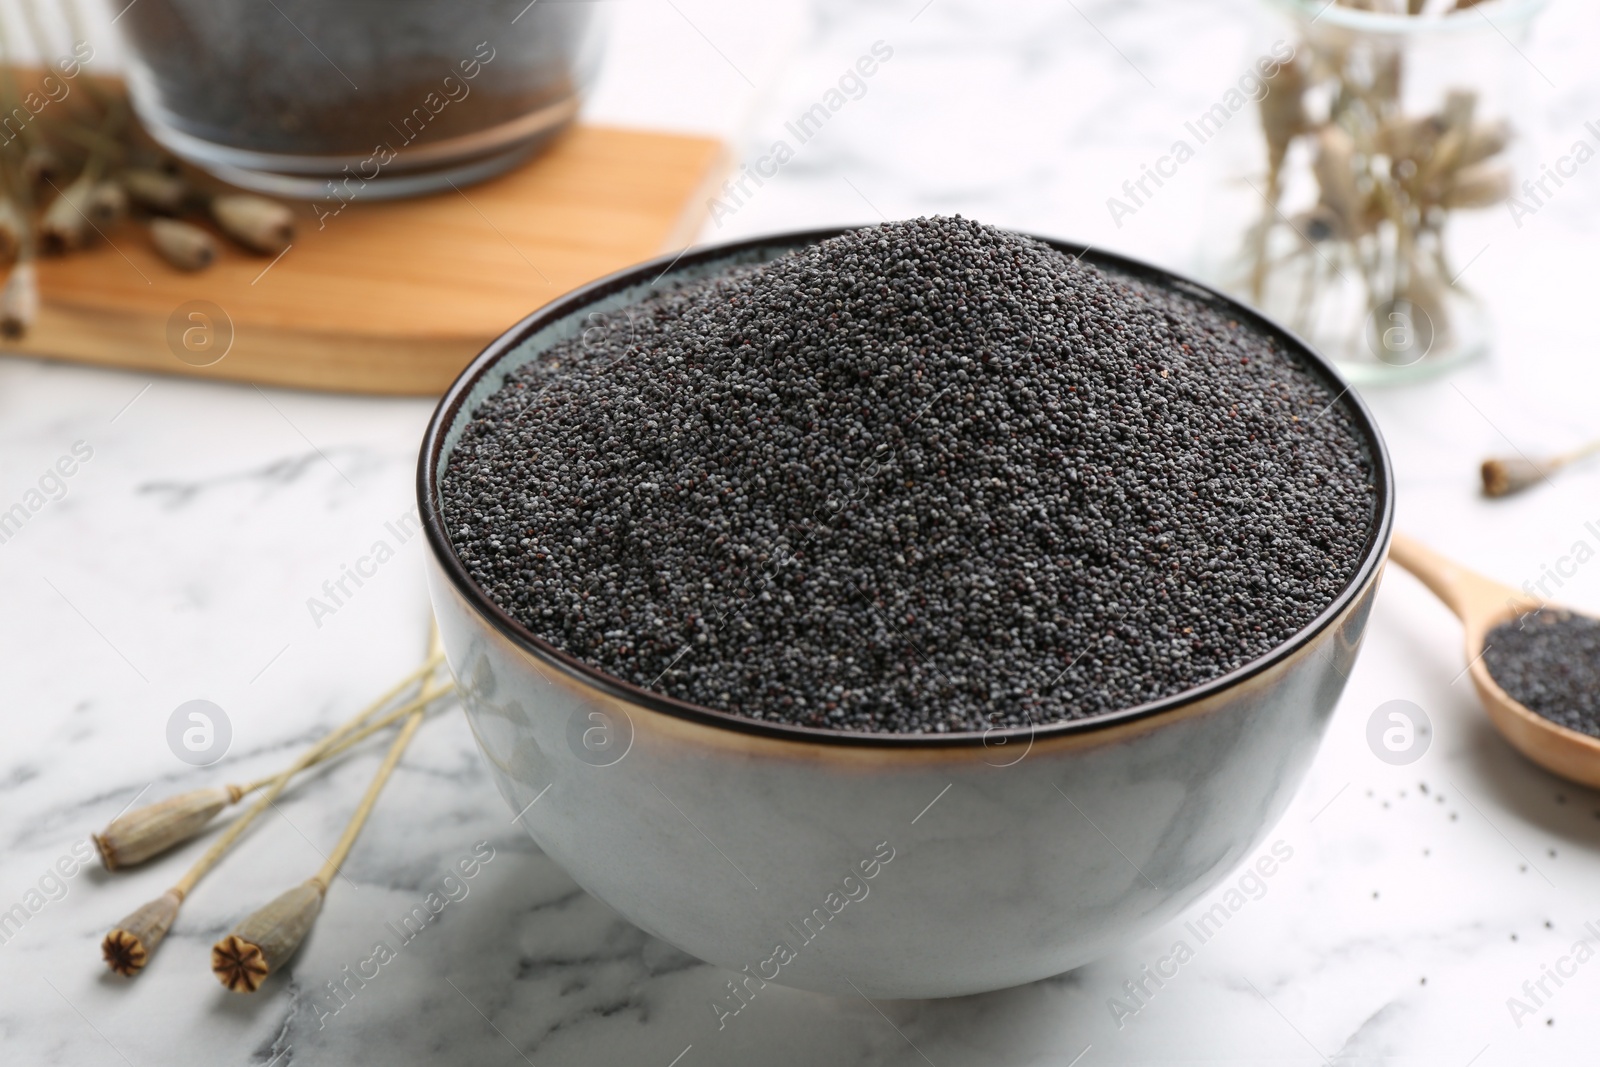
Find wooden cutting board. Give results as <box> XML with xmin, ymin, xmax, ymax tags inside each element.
<box><xmin>5</xmin><ymin>125</ymin><xmax>726</xmax><ymax>395</ymax></box>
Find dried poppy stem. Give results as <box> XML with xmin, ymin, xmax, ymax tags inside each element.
<box><xmin>310</xmin><ymin>701</ymin><xmax>432</xmax><ymax>891</ymax></box>
<box><xmin>38</xmin><ymin>171</ymin><xmax>93</xmax><ymax>253</ymax></box>
<box><xmin>0</xmin><ymin>255</ymin><xmax>37</xmax><ymax>338</ymax></box>
<box><xmin>212</xmin><ymin>676</ymin><xmax>441</xmax><ymax>993</ymax></box>
<box><xmin>1482</xmin><ymin>439</ymin><xmax>1600</xmax><ymax>498</ymax></box>
<box><xmin>101</xmin><ymin>674</ymin><xmax>453</xmax><ymax>977</ymax></box>
<box><xmin>0</xmin><ymin>195</ymin><xmax>24</xmax><ymax>262</ymax></box>
<box><xmin>1252</xmin><ymin>57</ymin><xmax>1308</xmax><ymax>300</ymax></box>
<box><xmin>101</xmin><ymin>625</ymin><xmax>452</xmax><ymax>979</ymax></box>
<box><xmin>95</xmin><ymin>679</ymin><xmax>449</xmax><ymax>876</ymax></box>
<box><xmin>234</xmin><ymin>678</ymin><xmax>456</xmax><ymax>792</ymax></box>
<box><xmin>0</xmin><ymin>10</ymin><xmax>46</xmax><ymax>162</ymax></box>
<box><xmin>0</xmin><ymin>34</ymin><xmax>36</xmax><ymax>338</ymax></box>
<box><xmin>94</xmin><ymin>651</ymin><xmax>445</xmax><ymax>872</ymax></box>
<box><xmin>36</xmin><ymin>89</ymin><xmax>128</xmax><ymax>252</ymax></box>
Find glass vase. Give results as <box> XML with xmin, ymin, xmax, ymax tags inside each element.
<box><xmin>1226</xmin><ymin>0</ymin><xmax>1547</xmax><ymax>384</ymax></box>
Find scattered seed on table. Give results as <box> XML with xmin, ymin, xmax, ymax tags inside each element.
<box><xmin>441</xmin><ymin>217</ymin><xmax>1377</xmax><ymax>733</ymax></box>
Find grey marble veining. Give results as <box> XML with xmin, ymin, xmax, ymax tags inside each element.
<box><xmin>4</xmin><ymin>0</ymin><xmax>1600</xmax><ymax>1063</ymax></box>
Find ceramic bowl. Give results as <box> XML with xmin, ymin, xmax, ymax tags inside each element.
<box><xmin>418</xmin><ymin>229</ymin><xmax>1395</xmax><ymax>998</ymax></box>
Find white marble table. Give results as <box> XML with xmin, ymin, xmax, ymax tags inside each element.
<box><xmin>4</xmin><ymin>1</ymin><xmax>1600</xmax><ymax>1063</ymax></box>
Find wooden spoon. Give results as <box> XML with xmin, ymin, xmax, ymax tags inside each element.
<box><xmin>1387</xmin><ymin>531</ymin><xmax>1600</xmax><ymax>787</ymax></box>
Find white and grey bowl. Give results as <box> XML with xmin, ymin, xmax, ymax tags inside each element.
<box><xmin>418</xmin><ymin>229</ymin><xmax>1395</xmax><ymax>998</ymax></box>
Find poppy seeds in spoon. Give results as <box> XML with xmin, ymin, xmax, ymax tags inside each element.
<box><xmin>1485</xmin><ymin>610</ymin><xmax>1600</xmax><ymax>740</ymax></box>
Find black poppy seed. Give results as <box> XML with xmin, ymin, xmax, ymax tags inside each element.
<box><xmin>1483</xmin><ymin>610</ymin><xmax>1600</xmax><ymax>739</ymax></box>
<box><xmin>438</xmin><ymin>217</ymin><xmax>1377</xmax><ymax>734</ymax></box>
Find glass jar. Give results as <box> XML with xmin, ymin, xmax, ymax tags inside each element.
<box><xmin>1220</xmin><ymin>0</ymin><xmax>1547</xmax><ymax>384</ymax></box>
<box><xmin>113</xmin><ymin>0</ymin><xmax>604</xmax><ymax>199</ymax></box>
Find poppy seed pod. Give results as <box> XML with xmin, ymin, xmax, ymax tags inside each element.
<box><xmin>102</xmin><ymin>889</ymin><xmax>184</xmax><ymax>976</ymax></box>
<box><xmin>211</xmin><ymin>194</ymin><xmax>294</xmax><ymax>255</ymax></box>
<box><xmin>94</xmin><ymin>785</ymin><xmax>242</xmax><ymax>870</ymax></box>
<box><xmin>212</xmin><ymin>881</ymin><xmax>326</xmax><ymax>993</ymax></box>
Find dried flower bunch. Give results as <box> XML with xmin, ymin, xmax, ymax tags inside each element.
<box><xmin>1248</xmin><ymin>0</ymin><xmax>1513</xmax><ymax>361</ymax></box>
<box><xmin>95</xmin><ymin>636</ymin><xmax>455</xmax><ymax>989</ymax></box>
<box><xmin>0</xmin><ymin>1</ymin><xmax>294</xmax><ymax>338</ymax></box>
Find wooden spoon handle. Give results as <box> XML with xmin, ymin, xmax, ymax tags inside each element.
<box><xmin>1387</xmin><ymin>531</ymin><xmax>1533</xmax><ymax>629</ymax></box>
<box><xmin>1387</xmin><ymin>532</ymin><xmax>1475</xmax><ymax>620</ymax></box>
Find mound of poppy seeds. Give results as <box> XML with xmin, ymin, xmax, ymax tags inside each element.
<box><xmin>441</xmin><ymin>217</ymin><xmax>1376</xmax><ymax>733</ymax></box>
<box><xmin>1484</xmin><ymin>611</ymin><xmax>1600</xmax><ymax>739</ymax></box>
